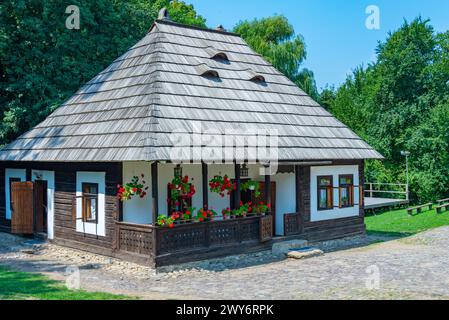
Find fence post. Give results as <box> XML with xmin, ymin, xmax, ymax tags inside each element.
<box><xmin>369</xmin><ymin>183</ymin><xmax>373</xmax><ymax>198</ymax></box>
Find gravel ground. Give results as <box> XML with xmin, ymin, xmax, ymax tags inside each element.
<box><xmin>1</xmin><ymin>228</ymin><xmax>448</xmax><ymax>300</ymax></box>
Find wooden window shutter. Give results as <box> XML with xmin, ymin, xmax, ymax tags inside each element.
<box><xmin>349</xmin><ymin>185</ymin><xmax>354</xmax><ymax>206</ymax></box>
<box><xmin>71</xmin><ymin>197</ymin><xmax>77</xmax><ymax>222</ymax></box>
<box><xmin>327</xmin><ymin>186</ymin><xmax>333</xmax><ymax>209</ymax></box>
<box><xmin>338</xmin><ymin>187</ymin><xmax>342</xmax><ymax>208</ymax></box>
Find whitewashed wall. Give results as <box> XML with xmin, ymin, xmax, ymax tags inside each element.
<box><xmin>122</xmin><ymin>162</ymin><xmax>152</xmax><ymax>224</ymax></box>
<box><xmin>120</xmin><ymin>162</ymin><xmax>296</xmax><ymax>236</ymax></box>
<box><xmin>310</xmin><ymin>165</ymin><xmax>360</xmax><ymax>222</ymax></box>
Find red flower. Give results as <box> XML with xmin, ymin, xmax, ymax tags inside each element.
<box><xmin>168</xmin><ymin>223</ymin><xmax>174</xmax><ymax>229</ymax></box>
<box><xmin>240</xmin><ymin>201</ymin><xmax>243</xmax><ymax>207</ymax></box>
<box><xmin>267</xmin><ymin>204</ymin><xmax>271</xmax><ymax>208</ymax></box>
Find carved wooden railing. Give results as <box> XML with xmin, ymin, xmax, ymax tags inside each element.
<box><xmin>115</xmin><ymin>215</ymin><xmax>271</xmax><ymax>258</ymax></box>
<box><xmin>284</xmin><ymin>213</ymin><xmax>302</xmax><ymax>236</ymax></box>
<box><xmin>155</xmin><ymin>216</ymin><xmax>262</xmax><ymax>255</ymax></box>
<box><xmin>114</xmin><ymin>222</ymin><xmax>155</xmax><ymax>257</ymax></box>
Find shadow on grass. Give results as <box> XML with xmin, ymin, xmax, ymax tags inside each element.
<box><xmin>0</xmin><ymin>266</ymin><xmax>130</xmax><ymax>300</ymax></box>
<box><xmin>366</xmin><ymin>230</ymin><xmax>414</xmax><ymax>238</ymax></box>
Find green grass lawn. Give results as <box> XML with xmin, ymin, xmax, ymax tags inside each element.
<box><xmin>365</xmin><ymin>207</ymin><xmax>449</xmax><ymax>236</ymax></box>
<box><xmin>0</xmin><ymin>266</ymin><xmax>131</xmax><ymax>300</ymax></box>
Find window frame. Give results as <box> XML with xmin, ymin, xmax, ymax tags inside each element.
<box><xmin>338</xmin><ymin>174</ymin><xmax>354</xmax><ymax>208</ymax></box>
<box><xmin>317</xmin><ymin>175</ymin><xmax>333</xmax><ymax>211</ymax></box>
<box><xmin>81</xmin><ymin>182</ymin><xmax>99</xmax><ymax>224</ymax></box>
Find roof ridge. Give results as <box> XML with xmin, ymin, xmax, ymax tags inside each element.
<box><xmin>143</xmin><ymin>25</ymin><xmax>165</xmax><ymax>161</ymax></box>
<box><xmin>154</xmin><ymin>19</ymin><xmax>240</xmax><ymax>37</ymax></box>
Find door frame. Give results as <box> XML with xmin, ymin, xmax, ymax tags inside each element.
<box><xmin>5</xmin><ymin>168</ymin><xmax>26</xmax><ymax>220</ymax></box>
<box><xmin>32</xmin><ymin>170</ymin><xmax>55</xmax><ymax>239</ymax></box>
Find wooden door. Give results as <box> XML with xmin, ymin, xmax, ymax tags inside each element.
<box><xmin>11</xmin><ymin>182</ymin><xmax>34</xmax><ymax>234</ymax></box>
<box><xmin>254</xmin><ymin>182</ymin><xmax>276</xmax><ymax>235</ymax></box>
<box><xmin>33</xmin><ymin>180</ymin><xmax>47</xmax><ymax>233</ymax></box>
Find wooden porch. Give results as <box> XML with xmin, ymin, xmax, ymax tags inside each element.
<box><xmin>113</xmin><ymin>215</ymin><xmax>273</xmax><ymax>267</ymax></box>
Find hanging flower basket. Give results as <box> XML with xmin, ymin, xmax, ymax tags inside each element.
<box><xmin>241</xmin><ymin>180</ymin><xmax>261</xmax><ymax>198</ymax></box>
<box><xmin>209</xmin><ymin>175</ymin><xmax>236</xmax><ymax>198</ymax></box>
<box><xmin>117</xmin><ymin>174</ymin><xmax>149</xmax><ymax>202</ymax></box>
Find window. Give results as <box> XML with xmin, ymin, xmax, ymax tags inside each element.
<box><xmin>339</xmin><ymin>175</ymin><xmax>354</xmax><ymax>208</ymax></box>
<box><xmin>82</xmin><ymin>183</ymin><xmax>98</xmax><ymax>223</ymax></box>
<box><xmin>317</xmin><ymin>176</ymin><xmax>333</xmax><ymax>211</ymax></box>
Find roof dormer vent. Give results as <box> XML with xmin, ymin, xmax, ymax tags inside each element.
<box><xmin>205</xmin><ymin>46</ymin><xmax>229</xmax><ymax>62</ymax></box>
<box><xmin>158</xmin><ymin>7</ymin><xmax>171</xmax><ymax>21</ymax></box>
<box><xmin>195</xmin><ymin>64</ymin><xmax>220</xmax><ymax>79</ymax></box>
<box><xmin>247</xmin><ymin>69</ymin><xmax>266</xmax><ymax>83</ymax></box>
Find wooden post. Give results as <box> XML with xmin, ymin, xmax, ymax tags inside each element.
<box><xmin>369</xmin><ymin>183</ymin><xmax>373</xmax><ymax>198</ymax></box>
<box><xmin>202</xmin><ymin>162</ymin><xmax>208</xmax><ymax>209</ymax></box>
<box><xmin>295</xmin><ymin>165</ymin><xmax>301</xmax><ymax>213</ymax></box>
<box><xmin>234</xmin><ymin>163</ymin><xmax>241</xmax><ymax>208</ymax></box>
<box><xmin>264</xmin><ymin>165</ymin><xmax>271</xmax><ymax>213</ymax></box>
<box><xmin>151</xmin><ymin>162</ymin><xmax>158</xmax><ymax>225</ymax></box>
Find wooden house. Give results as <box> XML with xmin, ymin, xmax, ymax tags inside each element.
<box><xmin>0</xmin><ymin>11</ymin><xmax>383</xmax><ymax>267</ymax></box>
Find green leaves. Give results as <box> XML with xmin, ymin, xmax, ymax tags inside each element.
<box><xmin>233</xmin><ymin>15</ymin><xmax>317</xmax><ymax>98</ymax></box>
<box><xmin>326</xmin><ymin>17</ymin><xmax>449</xmax><ymax>203</ymax></box>
<box><xmin>0</xmin><ymin>0</ymin><xmax>204</xmax><ymax>148</ymax></box>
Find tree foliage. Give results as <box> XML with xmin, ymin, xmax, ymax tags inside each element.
<box><xmin>0</xmin><ymin>0</ymin><xmax>204</xmax><ymax>146</ymax></box>
<box><xmin>233</xmin><ymin>15</ymin><xmax>318</xmax><ymax>99</ymax></box>
<box><xmin>325</xmin><ymin>18</ymin><xmax>449</xmax><ymax>202</ymax></box>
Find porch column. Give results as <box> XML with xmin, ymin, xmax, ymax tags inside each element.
<box><xmin>151</xmin><ymin>162</ymin><xmax>158</xmax><ymax>225</ymax></box>
<box><xmin>295</xmin><ymin>165</ymin><xmax>301</xmax><ymax>213</ymax></box>
<box><xmin>264</xmin><ymin>165</ymin><xmax>271</xmax><ymax>214</ymax></box>
<box><xmin>234</xmin><ymin>163</ymin><xmax>241</xmax><ymax>208</ymax></box>
<box><xmin>202</xmin><ymin>162</ymin><xmax>208</xmax><ymax>209</ymax></box>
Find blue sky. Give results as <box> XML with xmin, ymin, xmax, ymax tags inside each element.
<box><xmin>185</xmin><ymin>0</ymin><xmax>449</xmax><ymax>90</ymax></box>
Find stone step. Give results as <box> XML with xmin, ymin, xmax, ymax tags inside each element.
<box><xmin>287</xmin><ymin>247</ymin><xmax>324</xmax><ymax>260</ymax></box>
<box><xmin>272</xmin><ymin>239</ymin><xmax>308</xmax><ymax>256</ymax></box>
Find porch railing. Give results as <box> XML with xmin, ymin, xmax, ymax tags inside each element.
<box><xmin>114</xmin><ymin>215</ymin><xmax>267</xmax><ymax>260</ymax></box>
<box><xmin>364</xmin><ymin>182</ymin><xmax>409</xmax><ymax>201</ymax></box>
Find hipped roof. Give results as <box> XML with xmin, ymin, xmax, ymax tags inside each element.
<box><xmin>0</xmin><ymin>19</ymin><xmax>383</xmax><ymax>162</ymax></box>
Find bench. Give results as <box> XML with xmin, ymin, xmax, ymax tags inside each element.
<box><xmin>435</xmin><ymin>203</ymin><xmax>449</xmax><ymax>214</ymax></box>
<box><xmin>407</xmin><ymin>203</ymin><xmax>433</xmax><ymax>216</ymax></box>
<box><xmin>436</xmin><ymin>198</ymin><xmax>449</xmax><ymax>205</ymax></box>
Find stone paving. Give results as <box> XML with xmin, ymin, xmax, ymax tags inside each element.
<box><xmin>1</xmin><ymin>228</ymin><xmax>449</xmax><ymax>300</ymax></box>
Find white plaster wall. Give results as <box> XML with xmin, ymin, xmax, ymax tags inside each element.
<box><xmin>207</xmin><ymin>164</ymin><xmax>234</xmax><ymax>213</ymax></box>
<box><xmin>271</xmin><ymin>173</ymin><xmax>296</xmax><ymax>236</ymax></box>
<box><xmin>76</xmin><ymin>172</ymin><xmax>106</xmax><ymax>237</ymax></box>
<box><xmin>310</xmin><ymin>165</ymin><xmax>360</xmax><ymax>222</ymax></box>
<box><xmin>31</xmin><ymin>170</ymin><xmax>55</xmax><ymax>239</ymax></box>
<box><xmin>5</xmin><ymin>168</ymin><xmax>26</xmax><ymax>220</ymax></box>
<box><xmin>155</xmin><ymin>163</ymin><xmax>294</xmax><ymax>236</ymax></box>
<box><xmin>122</xmin><ymin>162</ymin><xmax>152</xmax><ymax>224</ymax></box>
<box><xmin>158</xmin><ymin>164</ymin><xmax>203</xmax><ymax>215</ymax></box>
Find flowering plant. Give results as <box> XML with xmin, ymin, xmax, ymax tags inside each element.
<box><xmin>156</xmin><ymin>214</ymin><xmax>175</xmax><ymax>228</ymax></box>
<box><xmin>196</xmin><ymin>207</ymin><xmax>217</xmax><ymax>222</ymax></box>
<box><xmin>241</xmin><ymin>180</ymin><xmax>261</xmax><ymax>198</ymax></box>
<box><xmin>221</xmin><ymin>207</ymin><xmax>232</xmax><ymax>219</ymax></box>
<box><xmin>117</xmin><ymin>174</ymin><xmax>149</xmax><ymax>201</ymax></box>
<box><xmin>253</xmin><ymin>202</ymin><xmax>271</xmax><ymax>214</ymax></box>
<box><xmin>168</xmin><ymin>175</ymin><xmax>196</xmax><ymax>202</ymax></box>
<box><xmin>209</xmin><ymin>175</ymin><xmax>236</xmax><ymax>198</ymax></box>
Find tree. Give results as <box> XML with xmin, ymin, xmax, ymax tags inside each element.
<box><xmin>0</xmin><ymin>0</ymin><xmax>204</xmax><ymax>147</ymax></box>
<box><xmin>326</xmin><ymin>17</ymin><xmax>449</xmax><ymax>202</ymax></box>
<box><xmin>233</xmin><ymin>16</ymin><xmax>318</xmax><ymax>99</ymax></box>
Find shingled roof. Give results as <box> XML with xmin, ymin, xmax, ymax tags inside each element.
<box><xmin>0</xmin><ymin>18</ymin><xmax>383</xmax><ymax>162</ymax></box>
